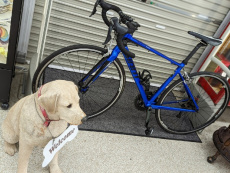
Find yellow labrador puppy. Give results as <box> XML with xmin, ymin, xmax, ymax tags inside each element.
<box><xmin>2</xmin><ymin>80</ymin><xmax>86</xmax><ymax>173</ymax></box>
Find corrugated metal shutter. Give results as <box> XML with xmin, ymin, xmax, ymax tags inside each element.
<box><xmin>27</xmin><ymin>0</ymin><xmax>45</xmax><ymax>60</ymax></box>
<box><xmin>27</xmin><ymin>0</ymin><xmax>230</xmax><ymax>85</ymax></box>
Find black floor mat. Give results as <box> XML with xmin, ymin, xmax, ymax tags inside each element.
<box><xmin>44</xmin><ymin>68</ymin><xmax>201</xmax><ymax>143</ymax></box>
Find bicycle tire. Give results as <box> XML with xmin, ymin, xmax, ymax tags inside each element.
<box><xmin>156</xmin><ymin>72</ymin><xmax>230</xmax><ymax>134</ymax></box>
<box><xmin>32</xmin><ymin>44</ymin><xmax>126</xmax><ymax>119</ymax></box>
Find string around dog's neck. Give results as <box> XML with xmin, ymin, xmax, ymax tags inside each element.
<box><xmin>37</xmin><ymin>85</ymin><xmax>59</xmax><ymax>127</ymax></box>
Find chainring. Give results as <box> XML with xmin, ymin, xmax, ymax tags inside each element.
<box><xmin>134</xmin><ymin>94</ymin><xmax>146</xmax><ymax>111</ymax></box>
<box><xmin>134</xmin><ymin>91</ymin><xmax>154</xmax><ymax>111</ymax></box>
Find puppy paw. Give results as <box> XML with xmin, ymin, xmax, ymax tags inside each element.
<box><xmin>4</xmin><ymin>141</ymin><xmax>17</xmax><ymax>156</ymax></box>
<box><xmin>50</xmin><ymin>166</ymin><xmax>62</xmax><ymax>173</ymax></box>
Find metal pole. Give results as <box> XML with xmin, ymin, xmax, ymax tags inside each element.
<box><xmin>16</xmin><ymin>0</ymin><xmax>36</xmax><ymax>63</ymax></box>
<box><xmin>37</xmin><ymin>0</ymin><xmax>54</xmax><ymax>65</ymax></box>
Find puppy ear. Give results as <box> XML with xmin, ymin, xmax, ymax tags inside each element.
<box><xmin>38</xmin><ymin>93</ymin><xmax>59</xmax><ymax>114</ymax></box>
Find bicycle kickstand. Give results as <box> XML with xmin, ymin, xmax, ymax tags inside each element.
<box><xmin>145</xmin><ymin>107</ymin><xmax>154</xmax><ymax>136</ymax></box>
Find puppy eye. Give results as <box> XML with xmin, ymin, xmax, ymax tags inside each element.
<box><xmin>67</xmin><ymin>104</ymin><xmax>72</xmax><ymax>108</ymax></box>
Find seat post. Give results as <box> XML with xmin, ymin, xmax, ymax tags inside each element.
<box><xmin>182</xmin><ymin>42</ymin><xmax>206</xmax><ymax>65</ymax></box>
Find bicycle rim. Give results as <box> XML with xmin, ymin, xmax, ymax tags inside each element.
<box><xmin>32</xmin><ymin>45</ymin><xmax>126</xmax><ymax>119</ymax></box>
<box><xmin>156</xmin><ymin>72</ymin><xmax>230</xmax><ymax>134</ymax></box>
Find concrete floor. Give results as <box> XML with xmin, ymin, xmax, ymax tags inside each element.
<box><xmin>0</xmin><ymin>72</ymin><xmax>230</xmax><ymax>173</ymax></box>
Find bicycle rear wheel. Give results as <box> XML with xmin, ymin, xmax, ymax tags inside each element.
<box><xmin>32</xmin><ymin>44</ymin><xmax>126</xmax><ymax>119</ymax></box>
<box><xmin>156</xmin><ymin>72</ymin><xmax>230</xmax><ymax>134</ymax></box>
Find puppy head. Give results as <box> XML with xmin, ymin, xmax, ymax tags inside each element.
<box><xmin>38</xmin><ymin>80</ymin><xmax>86</xmax><ymax>125</ymax></box>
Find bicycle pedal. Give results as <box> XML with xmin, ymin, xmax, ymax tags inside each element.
<box><xmin>145</xmin><ymin>127</ymin><xmax>154</xmax><ymax>136</ymax></box>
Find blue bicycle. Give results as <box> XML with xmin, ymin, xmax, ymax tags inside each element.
<box><xmin>32</xmin><ymin>0</ymin><xmax>230</xmax><ymax>135</ymax></box>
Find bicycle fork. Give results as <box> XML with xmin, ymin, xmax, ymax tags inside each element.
<box><xmin>78</xmin><ymin>46</ymin><xmax>121</xmax><ymax>93</ymax></box>
<box><xmin>78</xmin><ymin>60</ymin><xmax>112</xmax><ymax>93</ymax></box>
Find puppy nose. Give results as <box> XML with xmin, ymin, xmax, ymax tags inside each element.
<box><xmin>81</xmin><ymin>116</ymin><xmax>88</xmax><ymax>123</ymax></box>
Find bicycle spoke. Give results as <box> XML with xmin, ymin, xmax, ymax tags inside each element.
<box><xmin>65</xmin><ymin>53</ymin><xmax>79</xmax><ymax>79</ymax></box>
<box><xmin>45</xmin><ymin>65</ymin><xmax>75</xmax><ymax>82</ymax></box>
<box><xmin>83</xmin><ymin>51</ymin><xmax>90</xmax><ymax>74</ymax></box>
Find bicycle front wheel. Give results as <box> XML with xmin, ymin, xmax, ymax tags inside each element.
<box><xmin>156</xmin><ymin>72</ymin><xmax>230</xmax><ymax>134</ymax></box>
<box><xmin>32</xmin><ymin>44</ymin><xmax>126</xmax><ymax>119</ymax></box>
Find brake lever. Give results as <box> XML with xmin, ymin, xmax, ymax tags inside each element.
<box><xmin>90</xmin><ymin>0</ymin><xmax>100</xmax><ymax>17</ymax></box>
<box><xmin>103</xmin><ymin>24</ymin><xmax>113</xmax><ymax>45</ymax></box>
<box><xmin>103</xmin><ymin>17</ymin><xmax>128</xmax><ymax>45</ymax></box>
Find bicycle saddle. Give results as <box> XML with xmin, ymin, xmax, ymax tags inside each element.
<box><xmin>188</xmin><ymin>31</ymin><xmax>222</xmax><ymax>46</ymax></box>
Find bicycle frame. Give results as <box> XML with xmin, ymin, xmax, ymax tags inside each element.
<box><xmin>79</xmin><ymin>33</ymin><xmax>199</xmax><ymax>113</ymax></box>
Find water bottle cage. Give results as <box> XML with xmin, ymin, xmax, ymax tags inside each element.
<box><xmin>139</xmin><ymin>69</ymin><xmax>152</xmax><ymax>92</ymax></box>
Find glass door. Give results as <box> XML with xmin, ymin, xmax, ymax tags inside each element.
<box><xmin>198</xmin><ymin>23</ymin><xmax>230</xmax><ymax>106</ymax></box>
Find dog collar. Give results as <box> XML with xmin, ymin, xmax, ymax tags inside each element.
<box><xmin>38</xmin><ymin>85</ymin><xmax>53</xmax><ymax>127</ymax></box>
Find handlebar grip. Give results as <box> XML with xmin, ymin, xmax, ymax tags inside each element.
<box><xmin>101</xmin><ymin>1</ymin><xmax>122</xmax><ymax>27</ymax></box>
<box><xmin>117</xmin><ymin>34</ymin><xmax>135</xmax><ymax>58</ymax></box>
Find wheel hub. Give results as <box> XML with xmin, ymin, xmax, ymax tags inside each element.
<box><xmin>78</xmin><ymin>81</ymin><xmax>89</xmax><ymax>94</ymax></box>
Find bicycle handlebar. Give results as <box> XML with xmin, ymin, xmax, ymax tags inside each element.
<box><xmin>90</xmin><ymin>0</ymin><xmax>139</xmax><ymax>58</ymax></box>
<box><xmin>101</xmin><ymin>2</ymin><xmax>122</xmax><ymax>26</ymax></box>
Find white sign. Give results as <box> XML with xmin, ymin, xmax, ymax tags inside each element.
<box><xmin>42</xmin><ymin>125</ymin><xmax>78</xmax><ymax>167</ymax></box>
